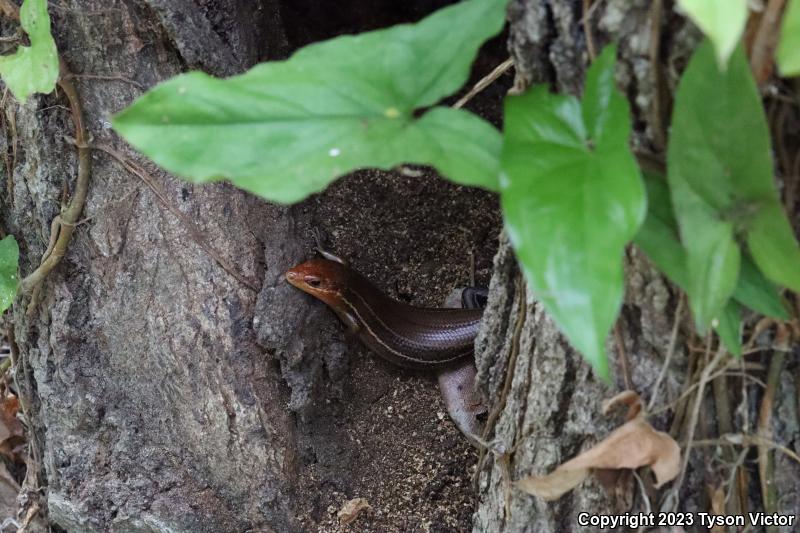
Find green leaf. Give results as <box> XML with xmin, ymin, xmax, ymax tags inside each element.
<box><xmin>678</xmin><ymin>0</ymin><xmax>748</xmax><ymax>67</ymax></box>
<box><xmin>0</xmin><ymin>236</ymin><xmax>19</xmax><ymax>313</ymax></box>
<box><xmin>668</xmin><ymin>42</ymin><xmax>788</xmax><ymax>331</ymax></box>
<box><xmin>641</xmin><ymin>160</ymin><xmax>739</xmax><ymax>333</ymax></box>
<box><xmin>501</xmin><ymin>46</ymin><xmax>645</xmax><ymax>378</ymax></box>
<box><xmin>634</xmin><ymin>171</ymin><xmax>690</xmax><ymax>289</ymax></box>
<box><xmin>716</xmin><ymin>301</ymin><xmax>742</xmax><ymax>357</ymax></box>
<box><xmin>778</xmin><ymin>0</ymin><xmax>800</xmax><ymax>76</ymax></box>
<box><xmin>748</xmin><ymin>203</ymin><xmax>800</xmax><ymax>292</ymax></box>
<box><xmin>113</xmin><ymin>0</ymin><xmax>507</xmax><ymax>203</ymax></box>
<box><xmin>636</xmin><ymin>168</ymin><xmax>744</xmax><ymax>350</ymax></box>
<box><xmin>0</xmin><ymin>0</ymin><xmax>58</xmax><ymax>102</ymax></box>
<box><xmin>733</xmin><ymin>255</ymin><xmax>788</xmax><ymax>319</ymax></box>
<box><xmin>636</xmin><ymin>170</ymin><xmax>788</xmax><ymax>320</ymax></box>
<box><xmin>664</xmin><ymin>41</ymin><xmax>800</xmax><ymax>326</ymax></box>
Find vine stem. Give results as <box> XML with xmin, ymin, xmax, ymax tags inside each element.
<box><xmin>0</xmin><ymin>4</ymin><xmax>94</xmax><ymax>308</ymax></box>
<box><xmin>20</xmin><ymin>59</ymin><xmax>92</xmax><ymax>299</ymax></box>
<box><xmin>0</xmin><ymin>0</ymin><xmax>90</xmax><ymax>297</ymax></box>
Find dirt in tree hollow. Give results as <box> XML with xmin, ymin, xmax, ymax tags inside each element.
<box><xmin>272</xmin><ymin>1</ymin><xmax>512</xmax><ymax>530</ymax></box>
<box><xmin>295</xmin><ymin>168</ymin><xmax>503</xmax><ymax>532</ymax></box>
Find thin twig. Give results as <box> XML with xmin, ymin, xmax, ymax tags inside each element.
<box><xmin>666</xmin><ymin>341</ymin><xmax>728</xmax><ymax>509</ymax></box>
<box><xmin>711</xmin><ymin>349</ymin><xmax>737</xmax><ymax>513</ymax></box>
<box><xmin>474</xmin><ymin>274</ymin><xmax>526</xmax><ymax>490</ymax></box>
<box><xmin>757</xmin><ymin>349</ymin><xmax>785</xmax><ymax>529</ymax></box>
<box><xmin>90</xmin><ymin>143</ymin><xmax>260</xmax><ymax>292</ymax></box>
<box><xmin>749</xmin><ymin>0</ymin><xmax>788</xmax><ymax>86</ymax></box>
<box><xmin>744</xmin><ymin>317</ymin><xmax>778</xmax><ymax>351</ymax></box>
<box><xmin>582</xmin><ymin>0</ymin><xmax>597</xmax><ymax>61</ymax></box>
<box><xmin>632</xmin><ymin>469</ymin><xmax>653</xmax><ymax>517</ymax></box>
<box><xmin>67</xmin><ymin>73</ymin><xmax>145</xmax><ymax>91</ymax></box>
<box><xmin>724</xmin><ymin>448</ymin><xmax>750</xmax><ymax>509</ymax></box>
<box><xmin>651</xmin><ymin>363</ymin><xmax>758</xmax><ymax>417</ymax></box>
<box><xmin>648</xmin><ymin>296</ymin><xmax>683</xmax><ymax>410</ymax></box>
<box><xmin>17</xmin><ymin>501</ymin><xmax>40</xmax><ymax>533</ymax></box>
<box><xmin>713</xmin><ymin>371</ymin><xmax>734</xmax><ymax>437</ymax></box>
<box><xmin>613</xmin><ymin>321</ymin><xmax>632</xmax><ymax>390</ymax></box>
<box><xmin>579</xmin><ymin>0</ymin><xmax>604</xmax><ymax>25</ymax></box>
<box><xmin>453</xmin><ymin>58</ymin><xmax>514</xmax><ymax>109</ymax></box>
<box><xmin>481</xmin><ymin>274</ymin><xmax>525</xmax><ymax>442</ymax></box>
<box><xmin>668</xmin><ymin>334</ymin><xmax>703</xmax><ymax>435</ymax></box>
<box><xmin>692</xmin><ymin>434</ymin><xmax>800</xmax><ymax>466</ymax></box>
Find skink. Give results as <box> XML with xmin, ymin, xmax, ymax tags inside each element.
<box><xmin>286</xmin><ymin>252</ymin><xmax>486</xmax><ymax>441</ymax></box>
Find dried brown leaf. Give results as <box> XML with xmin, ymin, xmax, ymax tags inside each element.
<box><xmin>515</xmin><ymin>418</ymin><xmax>680</xmax><ymax>501</ymax></box>
<box><xmin>0</xmin><ymin>393</ymin><xmax>23</xmax><ymax>462</ymax></box>
<box><xmin>337</xmin><ymin>497</ymin><xmax>371</xmax><ymax>525</ymax></box>
<box><xmin>708</xmin><ymin>484</ymin><xmax>726</xmax><ymax>533</ymax></box>
<box><xmin>516</xmin><ymin>467</ymin><xmax>589</xmax><ymax>501</ymax></box>
<box><xmin>602</xmin><ymin>390</ymin><xmax>643</xmax><ymax>420</ymax></box>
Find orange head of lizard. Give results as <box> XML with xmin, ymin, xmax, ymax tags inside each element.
<box><xmin>285</xmin><ymin>257</ymin><xmax>349</xmax><ymax>307</ymax></box>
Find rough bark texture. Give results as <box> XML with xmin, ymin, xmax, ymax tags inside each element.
<box><xmin>5</xmin><ymin>1</ymin><xmax>300</xmax><ymax>531</ymax></box>
<box><xmin>1</xmin><ymin>1</ymin><xmax>509</xmax><ymax>531</ymax></box>
<box><xmin>473</xmin><ymin>1</ymin><xmax>800</xmax><ymax>532</ymax></box>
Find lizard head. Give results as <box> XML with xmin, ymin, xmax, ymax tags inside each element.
<box><xmin>285</xmin><ymin>257</ymin><xmax>348</xmax><ymax>306</ymax></box>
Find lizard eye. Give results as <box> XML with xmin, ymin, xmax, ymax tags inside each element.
<box><xmin>304</xmin><ymin>275</ymin><xmax>322</xmax><ymax>288</ymax></box>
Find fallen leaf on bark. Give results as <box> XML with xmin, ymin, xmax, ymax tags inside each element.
<box><xmin>516</xmin><ymin>392</ymin><xmax>680</xmax><ymax>501</ymax></box>
<box><xmin>602</xmin><ymin>390</ymin><xmax>643</xmax><ymax>420</ymax></box>
<box><xmin>337</xmin><ymin>497</ymin><xmax>371</xmax><ymax>525</ymax></box>
<box><xmin>0</xmin><ymin>393</ymin><xmax>23</xmax><ymax>462</ymax></box>
<box><xmin>708</xmin><ymin>483</ymin><xmax>726</xmax><ymax>533</ymax></box>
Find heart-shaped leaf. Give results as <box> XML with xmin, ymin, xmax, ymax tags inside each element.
<box><xmin>666</xmin><ymin>42</ymin><xmax>800</xmax><ymax>331</ymax></box>
<box><xmin>114</xmin><ymin>0</ymin><xmax>508</xmax><ymax>203</ymax></box>
<box><xmin>677</xmin><ymin>0</ymin><xmax>748</xmax><ymax>67</ymax></box>
<box><xmin>635</xmin><ymin>170</ymin><xmax>787</xmax><ymax>356</ymax></box>
<box><xmin>501</xmin><ymin>46</ymin><xmax>646</xmax><ymax>378</ymax></box>
<box><xmin>0</xmin><ymin>0</ymin><xmax>59</xmax><ymax>102</ymax></box>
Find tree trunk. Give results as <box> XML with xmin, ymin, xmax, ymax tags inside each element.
<box><xmin>474</xmin><ymin>1</ymin><xmax>800</xmax><ymax>532</ymax></box>
<box><xmin>3</xmin><ymin>1</ymin><xmax>505</xmax><ymax>531</ymax></box>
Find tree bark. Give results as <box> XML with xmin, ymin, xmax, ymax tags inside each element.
<box><xmin>2</xmin><ymin>1</ymin><xmax>504</xmax><ymax>531</ymax></box>
<box><xmin>474</xmin><ymin>1</ymin><xmax>800</xmax><ymax>532</ymax></box>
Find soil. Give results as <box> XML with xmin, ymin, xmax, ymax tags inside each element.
<box><xmin>299</xmin><ymin>168</ymin><xmax>502</xmax><ymax>531</ymax></box>
<box><xmin>275</xmin><ymin>2</ymin><xmax>511</xmax><ymax>529</ymax></box>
